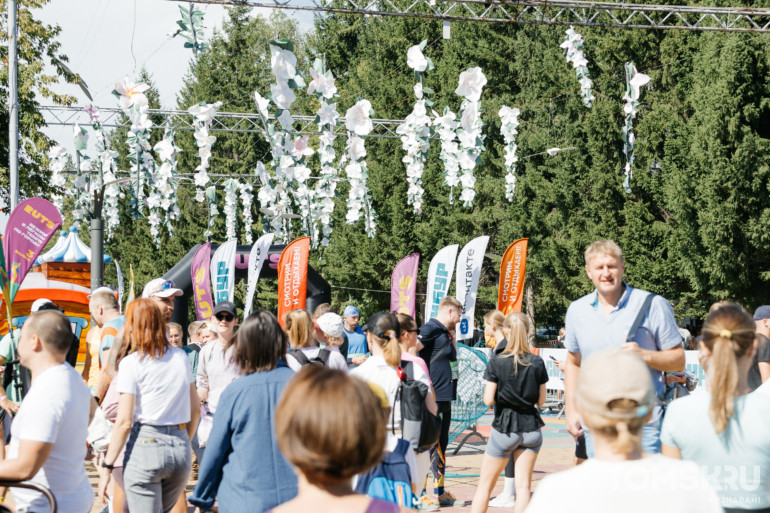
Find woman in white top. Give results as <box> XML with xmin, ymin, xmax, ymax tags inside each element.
<box><xmin>527</xmin><ymin>349</ymin><xmax>721</xmax><ymax>513</ymax></box>
<box><xmin>662</xmin><ymin>303</ymin><xmax>770</xmax><ymax>512</ymax></box>
<box><xmin>351</xmin><ymin>312</ymin><xmax>437</xmax><ymax>430</ymax></box>
<box><xmin>285</xmin><ymin>309</ymin><xmax>347</xmax><ymax>371</ymax></box>
<box><xmin>97</xmin><ymin>298</ymin><xmax>200</xmax><ymax>513</ymax></box>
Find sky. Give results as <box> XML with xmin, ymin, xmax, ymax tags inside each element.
<box><xmin>33</xmin><ymin>0</ymin><xmax>314</xmax><ymax>150</ymax></box>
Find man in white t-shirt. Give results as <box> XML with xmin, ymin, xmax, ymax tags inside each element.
<box><xmin>4</xmin><ymin>310</ymin><xmax>95</xmax><ymax>513</ymax></box>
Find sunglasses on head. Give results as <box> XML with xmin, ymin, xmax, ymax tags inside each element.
<box><xmin>216</xmin><ymin>313</ymin><xmax>235</xmax><ymax>322</ymax></box>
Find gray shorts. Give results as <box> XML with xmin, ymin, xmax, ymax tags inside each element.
<box><xmin>485</xmin><ymin>428</ymin><xmax>543</xmax><ymax>459</ymax></box>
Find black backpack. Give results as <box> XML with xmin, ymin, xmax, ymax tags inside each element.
<box><xmin>290</xmin><ymin>348</ymin><xmax>332</xmax><ymax>367</ymax></box>
<box><xmin>396</xmin><ymin>361</ymin><xmax>442</xmax><ymax>453</ymax></box>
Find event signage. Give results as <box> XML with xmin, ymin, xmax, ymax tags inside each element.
<box><xmin>424</xmin><ymin>244</ymin><xmax>459</xmax><ymax>321</ymax></box>
<box><xmin>3</xmin><ymin>198</ymin><xmax>62</xmax><ymax>304</ymax></box>
<box><xmin>455</xmin><ymin>236</ymin><xmax>489</xmax><ymax>341</ymax></box>
<box><xmin>390</xmin><ymin>253</ymin><xmax>420</xmax><ymax>318</ymax></box>
<box><xmin>243</xmin><ymin>233</ymin><xmax>275</xmax><ymax>318</ymax></box>
<box><xmin>277</xmin><ymin>237</ymin><xmax>310</xmax><ymax>326</ymax></box>
<box><xmin>191</xmin><ymin>243</ymin><xmax>215</xmax><ymax>320</ymax></box>
<box><xmin>211</xmin><ymin>239</ymin><xmax>237</xmax><ymax>304</ymax></box>
<box><xmin>497</xmin><ymin>238</ymin><xmax>528</xmax><ymax>314</ymax></box>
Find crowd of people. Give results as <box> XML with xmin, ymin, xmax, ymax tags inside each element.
<box><xmin>0</xmin><ymin>239</ymin><xmax>767</xmax><ymax>513</ymax></box>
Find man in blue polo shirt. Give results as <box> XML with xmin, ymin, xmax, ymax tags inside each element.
<box><xmin>564</xmin><ymin>240</ymin><xmax>684</xmax><ymax>455</ymax></box>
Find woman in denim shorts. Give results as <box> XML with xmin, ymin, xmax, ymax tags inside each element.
<box><xmin>470</xmin><ymin>312</ymin><xmax>548</xmax><ymax>513</ymax></box>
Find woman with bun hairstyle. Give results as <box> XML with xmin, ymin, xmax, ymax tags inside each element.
<box><xmin>269</xmin><ymin>366</ymin><xmax>408</xmax><ymax>513</ymax></box>
<box><xmin>527</xmin><ymin>349</ymin><xmax>721</xmax><ymax>513</ymax></box>
<box><xmin>470</xmin><ymin>312</ymin><xmax>547</xmax><ymax>513</ymax></box>
<box><xmin>662</xmin><ymin>303</ymin><xmax>770</xmax><ymax>512</ymax></box>
<box><xmin>483</xmin><ymin>310</ymin><xmax>505</xmax><ymax>350</ymax></box>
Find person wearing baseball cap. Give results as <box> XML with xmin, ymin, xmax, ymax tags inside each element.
<box><xmin>343</xmin><ymin>305</ymin><xmax>368</xmax><ymax>366</ymax></box>
<box><xmin>526</xmin><ymin>349</ymin><xmax>721</xmax><ymax>513</ymax></box>
<box><xmin>751</xmin><ymin>305</ymin><xmax>770</xmax><ymax>390</ymax></box>
<box><xmin>141</xmin><ymin>278</ymin><xmax>183</xmax><ymax>322</ymax></box>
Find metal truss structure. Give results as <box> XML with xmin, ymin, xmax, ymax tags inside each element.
<box><xmin>40</xmin><ymin>105</ymin><xmax>405</xmax><ymax>138</ymax></box>
<box><xmin>176</xmin><ymin>0</ymin><xmax>770</xmax><ymax>32</ymax></box>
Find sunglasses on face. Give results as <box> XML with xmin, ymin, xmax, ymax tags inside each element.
<box><xmin>216</xmin><ymin>313</ymin><xmax>235</xmax><ymax>322</ymax></box>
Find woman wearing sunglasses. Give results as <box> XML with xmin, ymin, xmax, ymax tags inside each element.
<box><xmin>195</xmin><ymin>301</ymin><xmax>241</xmax><ymax>458</ymax></box>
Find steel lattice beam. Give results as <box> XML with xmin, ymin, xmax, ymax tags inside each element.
<box><xmin>40</xmin><ymin>105</ymin><xmax>404</xmax><ymax>138</ymax></box>
<box><xmin>173</xmin><ymin>0</ymin><xmax>770</xmax><ymax>32</ymax></box>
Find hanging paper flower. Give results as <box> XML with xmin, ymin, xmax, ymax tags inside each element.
<box><xmin>346</xmin><ymin>99</ymin><xmax>374</xmax><ymax>136</ymax></box>
<box><xmin>455</xmin><ymin>67</ymin><xmax>487</xmax><ymax>103</ymax></box>
<box><xmin>189</xmin><ymin>101</ymin><xmax>222</xmax><ymax>206</ymax></box>
<box><xmin>114</xmin><ymin>76</ymin><xmax>150</xmax><ymax>110</ymax></box>
<box><xmin>86</xmin><ymin>105</ymin><xmax>123</xmax><ymax>238</ymax></box>
<box><xmin>454</xmin><ymin>67</ymin><xmax>486</xmax><ymax>207</ymax></box>
<box><xmin>270</xmin><ymin>43</ymin><xmax>298</xmax><ymax>81</ymax></box>
<box><xmin>344</xmin><ymin>99</ymin><xmax>377</xmax><ymax>236</ymax></box>
<box><xmin>406</xmin><ymin>45</ymin><xmax>428</xmax><ymax>72</ymax></box>
<box><xmin>560</xmin><ymin>26</ymin><xmax>595</xmax><ymax>108</ymax></box>
<box><xmin>307</xmin><ymin>67</ymin><xmax>337</xmax><ymax>99</ymax></box>
<box><xmin>498</xmin><ymin>106</ymin><xmax>521</xmax><ymax>201</ymax></box>
<box><xmin>622</xmin><ymin>62</ymin><xmax>651</xmax><ymax>194</ymax></box>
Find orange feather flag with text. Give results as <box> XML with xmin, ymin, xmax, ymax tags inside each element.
<box><xmin>277</xmin><ymin>237</ymin><xmax>310</xmax><ymax>327</ymax></box>
<box><xmin>497</xmin><ymin>238</ymin><xmax>528</xmax><ymax>315</ymax></box>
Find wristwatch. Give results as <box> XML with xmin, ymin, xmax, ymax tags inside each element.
<box><xmin>101</xmin><ymin>460</ymin><xmax>114</xmax><ymax>470</ymax></box>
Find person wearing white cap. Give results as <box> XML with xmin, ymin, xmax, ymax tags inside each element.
<box><xmin>317</xmin><ymin>312</ymin><xmax>346</xmax><ymax>354</ymax></box>
<box><xmin>527</xmin><ymin>349</ymin><xmax>721</xmax><ymax>513</ymax></box>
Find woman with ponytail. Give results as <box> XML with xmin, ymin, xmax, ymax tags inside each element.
<box><xmin>527</xmin><ymin>349</ymin><xmax>721</xmax><ymax>513</ymax></box>
<box><xmin>662</xmin><ymin>303</ymin><xmax>770</xmax><ymax>512</ymax></box>
<box><xmin>352</xmin><ymin>313</ymin><xmax>436</xmax><ymax>430</ymax></box>
<box><xmin>471</xmin><ymin>312</ymin><xmax>547</xmax><ymax>513</ymax></box>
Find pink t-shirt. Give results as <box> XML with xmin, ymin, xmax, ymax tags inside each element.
<box><xmin>401</xmin><ymin>352</ymin><xmax>431</xmax><ymax>382</ymax></box>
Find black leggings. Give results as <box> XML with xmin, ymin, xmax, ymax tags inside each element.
<box><xmin>430</xmin><ymin>401</ymin><xmax>452</xmax><ymax>490</ymax></box>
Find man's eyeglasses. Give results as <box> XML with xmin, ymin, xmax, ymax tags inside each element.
<box><xmin>216</xmin><ymin>313</ymin><xmax>235</xmax><ymax>322</ymax></box>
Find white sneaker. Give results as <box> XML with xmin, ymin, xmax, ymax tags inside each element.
<box><xmin>488</xmin><ymin>494</ymin><xmax>516</xmax><ymax>508</ymax></box>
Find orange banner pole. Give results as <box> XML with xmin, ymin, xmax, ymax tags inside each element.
<box><xmin>277</xmin><ymin>237</ymin><xmax>310</xmax><ymax>327</ymax></box>
<box><xmin>497</xmin><ymin>238</ymin><xmax>529</xmax><ymax>315</ymax></box>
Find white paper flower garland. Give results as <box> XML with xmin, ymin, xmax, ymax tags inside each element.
<box><xmin>454</xmin><ymin>67</ymin><xmax>487</xmax><ymax>207</ymax></box>
<box><xmin>113</xmin><ymin>76</ymin><xmax>154</xmax><ymax>218</ymax></box>
<box><xmin>309</xmin><ymin>58</ymin><xmax>340</xmax><ymax>248</ymax></box>
<box><xmin>397</xmin><ymin>40</ymin><xmax>435</xmax><ymax>215</ymax></box>
<box><xmin>86</xmin><ymin>105</ymin><xmax>122</xmax><ymax>239</ymax></box>
<box><xmin>48</xmin><ymin>145</ymin><xmax>68</xmax><ymax>211</ymax></box>
<box><xmin>223</xmin><ymin>178</ymin><xmax>240</xmax><ymax>241</ymax></box>
<box><xmin>152</xmin><ymin>127</ymin><xmax>182</xmax><ymax>243</ymax></box>
<box><xmin>239</xmin><ymin>181</ymin><xmax>254</xmax><ymax>243</ymax></box>
<box><xmin>498</xmin><ymin>106</ymin><xmax>521</xmax><ymax>201</ymax></box>
<box><xmin>433</xmin><ymin>108</ymin><xmax>460</xmax><ymax>204</ymax></box>
<box><xmin>560</xmin><ymin>27</ymin><xmax>595</xmax><ymax>108</ymax></box>
<box><xmin>344</xmin><ymin>99</ymin><xmax>377</xmax><ymax>237</ymax></box>
<box><xmin>71</xmin><ymin>124</ymin><xmax>91</xmax><ymax>225</ymax></box>
<box><xmin>189</xmin><ymin>101</ymin><xmax>222</xmax><ymax>239</ymax></box>
<box><xmin>622</xmin><ymin>62</ymin><xmax>651</xmax><ymax>194</ymax></box>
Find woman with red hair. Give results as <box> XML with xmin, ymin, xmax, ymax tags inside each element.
<box><xmin>97</xmin><ymin>299</ymin><xmax>200</xmax><ymax>513</ymax></box>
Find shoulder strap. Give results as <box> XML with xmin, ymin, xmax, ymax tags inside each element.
<box><xmin>318</xmin><ymin>349</ymin><xmax>331</xmax><ymax>365</ymax></box>
<box><xmin>403</xmin><ymin>360</ymin><xmax>415</xmax><ymax>382</ymax></box>
<box><xmin>430</xmin><ymin>341</ymin><xmax>451</xmax><ymax>366</ymax></box>
<box><xmin>290</xmin><ymin>350</ymin><xmax>311</xmax><ymax>366</ymax></box>
<box><xmin>627</xmin><ymin>293</ymin><xmax>656</xmax><ymax>343</ymax></box>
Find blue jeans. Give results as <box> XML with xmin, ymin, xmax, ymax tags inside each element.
<box><xmin>123</xmin><ymin>424</ymin><xmax>191</xmax><ymax>513</ymax></box>
<box><xmin>584</xmin><ymin>416</ymin><xmax>662</xmax><ymax>457</ymax></box>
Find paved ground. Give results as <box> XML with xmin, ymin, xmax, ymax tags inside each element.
<box><xmin>7</xmin><ymin>411</ymin><xmax>575</xmax><ymax>512</ymax></box>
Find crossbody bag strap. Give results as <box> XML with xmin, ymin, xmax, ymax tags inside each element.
<box><xmin>290</xmin><ymin>350</ymin><xmax>310</xmax><ymax>366</ymax></box>
<box><xmin>430</xmin><ymin>340</ymin><xmax>451</xmax><ymax>366</ymax></box>
<box><xmin>626</xmin><ymin>293</ymin><xmax>657</xmax><ymax>343</ymax></box>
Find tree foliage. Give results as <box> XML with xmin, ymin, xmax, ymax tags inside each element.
<box><xmin>81</xmin><ymin>6</ymin><xmax>770</xmax><ymax>325</ymax></box>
